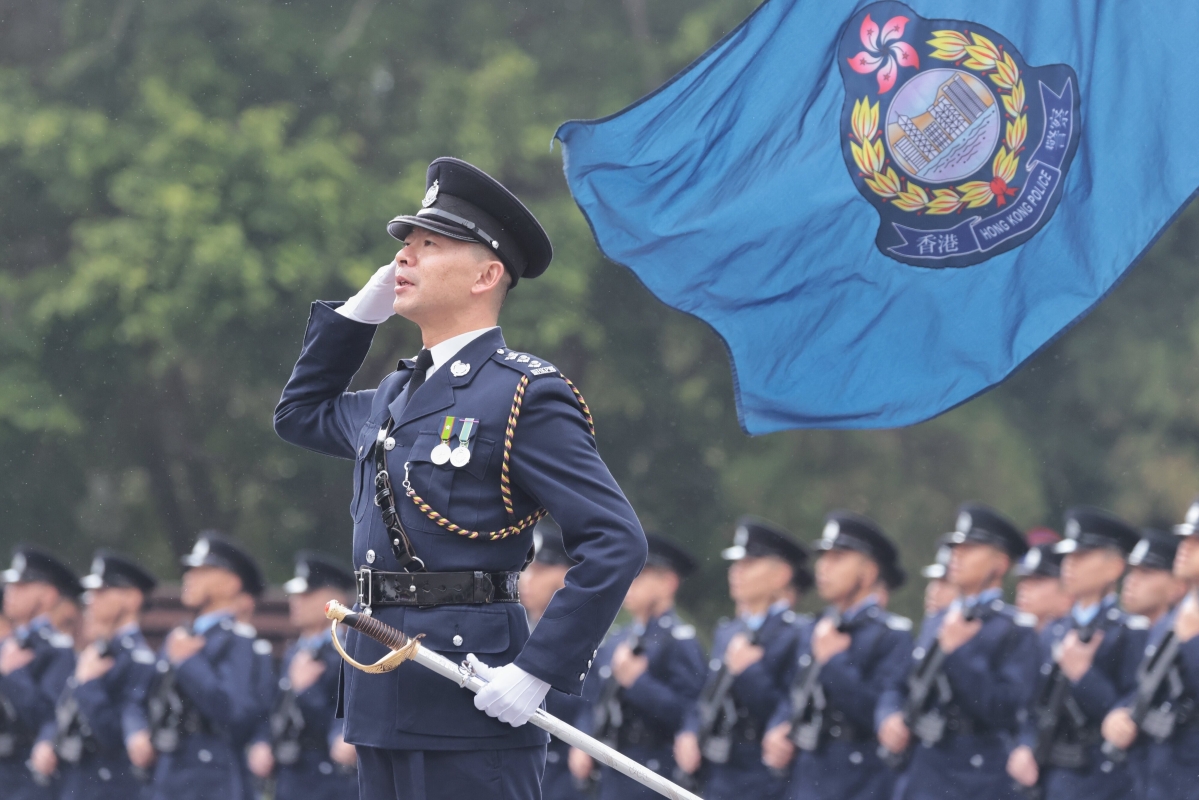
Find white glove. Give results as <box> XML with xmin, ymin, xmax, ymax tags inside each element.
<box><xmin>468</xmin><ymin>654</ymin><xmax>551</xmax><ymax>727</ymax></box>
<box><xmin>335</xmin><ymin>261</ymin><xmax>397</xmax><ymax>324</ymax></box>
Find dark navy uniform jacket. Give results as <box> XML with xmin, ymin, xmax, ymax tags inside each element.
<box><xmin>58</xmin><ymin>627</ymin><xmax>156</xmax><ymax>800</ymax></box>
<box><xmin>683</xmin><ymin>605</ymin><xmax>804</xmax><ymax>800</ymax></box>
<box><xmin>268</xmin><ymin>632</ymin><xmax>357</xmax><ymax>800</ymax></box>
<box><xmin>149</xmin><ymin>612</ymin><xmax>269</xmax><ymax>800</ymax></box>
<box><xmin>770</xmin><ymin>600</ymin><xmax>912</xmax><ymax>800</ymax></box>
<box><xmin>1020</xmin><ymin>597</ymin><xmax>1148</xmax><ymax>800</ymax></box>
<box><xmin>580</xmin><ymin>610</ymin><xmax>706</xmax><ymax>800</ymax></box>
<box><xmin>1122</xmin><ymin>604</ymin><xmax>1199</xmax><ymax>800</ymax></box>
<box><xmin>878</xmin><ymin>591</ymin><xmax>1039</xmax><ymax>800</ymax></box>
<box><xmin>274</xmin><ymin>303</ymin><xmax>646</xmax><ymax>751</ymax></box>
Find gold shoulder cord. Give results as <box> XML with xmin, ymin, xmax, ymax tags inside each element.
<box><xmin>403</xmin><ymin>374</ymin><xmax>593</xmax><ymax>542</ymax></box>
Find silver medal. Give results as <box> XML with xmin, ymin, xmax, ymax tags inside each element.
<box><xmin>450</xmin><ymin>446</ymin><xmax>471</xmax><ymax>468</ymax></box>
<box><xmin>430</xmin><ymin>443</ymin><xmax>452</xmax><ymax>465</ymax></box>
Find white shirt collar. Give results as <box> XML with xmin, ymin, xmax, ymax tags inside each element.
<box><xmin>424</xmin><ymin>327</ymin><xmax>498</xmax><ymax>377</ymax></box>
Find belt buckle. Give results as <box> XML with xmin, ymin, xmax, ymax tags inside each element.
<box><xmin>358</xmin><ymin>568</ymin><xmax>373</xmax><ymax>615</ymax></box>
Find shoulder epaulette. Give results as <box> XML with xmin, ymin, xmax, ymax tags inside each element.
<box><xmin>131</xmin><ymin>648</ymin><xmax>157</xmax><ymax>665</ymax></box>
<box><xmin>491</xmin><ymin>348</ymin><xmax>559</xmax><ymax>378</ymax></box>
<box><xmin>232</xmin><ymin>621</ymin><xmax>257</xmax><ymax>639</ymax></box>
<box><xmin>253</xmin><ymin>638</ymin><xmax>274</xmax><ymax>656</ymax></box>
<box><xmin>1015</xmin><ymin>612</ymin><xmax>1039</xmax><ymax>628</ymax></box>
<box><xmin>672</xmin><ymin>624</ymin><xmax>697</xmax><ymax>641</ymax></box>
<box><xmin>781</xmin><ymin>610</ymin><xmax>799</xmax><ymax>625</ymax></box>
<box><xmin>885</xmin><ymin>614</ymin><xmax>914</xmax><ymax>631</ymax></box>
<box><xmin>1126</xmin><ymin>614</ymin><xmax>1150</xmax><ymax>630</ymax></box>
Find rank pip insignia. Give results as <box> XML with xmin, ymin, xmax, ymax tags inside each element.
<box><xmin>838</xmin><ymin>3</ymin><xmax>1080</xmax><ymax>268</ymax></box>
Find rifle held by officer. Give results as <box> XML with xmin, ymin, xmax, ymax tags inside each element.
<box><xmin>1101</xmin><ymin>630</ymin><xmax>1182</xmax><ymax>763</ymax></box>
<box><xmin>786</xmin><ymin>612</ymin><xmax>845</xmax><ymax>752</ymax></box>
<box><xmin>694</xmin><ymin>626</ymin><xmax>762</xmax><ymax>765</ymax></box>
<box><xmin>325</xmin><ymin>600</ymin><xmax>703</xmax><ymax>800</ymax></box>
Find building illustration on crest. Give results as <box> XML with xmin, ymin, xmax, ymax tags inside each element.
<box><xmin>887</xmin><ymin>73</ymin><xmax>995</xmax><ymax>175</ymax></box>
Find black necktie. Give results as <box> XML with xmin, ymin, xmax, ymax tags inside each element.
<box><xmin>407</xmin><ymin>348</ymin><xmax>434</xmax><ymax>397</ymax></box>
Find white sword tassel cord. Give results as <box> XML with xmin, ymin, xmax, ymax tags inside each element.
<box><xmin>324</xmin><ymin>600</ymin><xmax>704</xmax><ymax>800</ymax></box>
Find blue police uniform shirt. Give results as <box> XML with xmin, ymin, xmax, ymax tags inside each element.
<box><xmin>1121</xmin><ymin>603</ymin><xmax>1199</xmax><ymax>800</ymax></box>
<box><xmin>579</xmin><ymin>609</ymin><xmax>706</xmax><ymax>800</ymax></box>
<box><xmin>770</xmin><ymin>597</ymin><xmax>912</xmax><ymax>800</ymax></box>
<box><xmin>0</xmin><ymin>615</ymin><xmax>75</xmax><ymax>799</ymax></box>
<box><xmin>149</xmin><ymin>611</ymin><xmax>269</xmax><ymax>800</ymax></box>
<box><xmin>57</xmin><ymin>624</ymin><xmax>157</xmax><ymax>800</ymax></box>
<box><xmin>878</xmin><ymin>589</ymin><xmax>1039</xmax><ymax>800</ymax></box>
<box><xmin>683</xmin><ymin>603</ymin><xmax>804</xmax><ymax>800</ymax></box>
<box><xmin>274</xmin><ymin>302</ymin><xmax>647</xmax><ymax>751</ymax></box>
<box><xmin>264</xmin><ymin>629</ymin><xmax>358</xmax><ymax>800</ymax></box>
<box><xmin>1020</xmin><ymin>595</ymin><xmax>1148</xmax><ymax>800</ymax></box>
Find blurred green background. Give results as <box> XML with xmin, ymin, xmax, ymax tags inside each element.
<box><xmin>0</xmin><ymin>0</ymin><xmax>1196</xmax><ymax>627</ymax></box>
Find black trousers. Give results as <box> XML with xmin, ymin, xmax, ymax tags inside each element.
<box><xmin>356</xmin><ymin>745</ymin><xmax>546</xmax><ymax>800</ymax></box>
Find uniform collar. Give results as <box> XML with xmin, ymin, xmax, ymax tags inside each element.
<box><xmin>18</xmin><ymin>614</ymin><xmax>52</xmax><ymax>638</ymax></box>
<box><xmin>192</xmin><ymin>610</ymin><xmax>234</xmax><ymax>636</ymax></box>
<box><xmin>954</xmin><ymin>586</ymin><xmax>1003</xmax><ymax>614</ymax></box>
<box><xmin>115</xmin><ymin>622</ymin><xmax>141</xmax><ymax>638</ymax></box>
<box><xmin>298</xmin><ymin>629</ymin><xmax>332</xmax><ymax>651</ymax></box>
<box><xmin>1072</xmin><ymin>593</ymin><xmax>1117</xmax><ymax>627</ymax></box>
<box><xmin>740</xmin><ymin>600</ymin><xmax>789</xmax><ymax>632</ymax></box>
<box><xmin>425</xmin><ymin>327</ymin><xmax>499</xmax><ymax>378</ymax></box>
<box><xmin>843</xmin><ymin>593</ymin><xmax>880</xmax><ymax>623</ymax></box>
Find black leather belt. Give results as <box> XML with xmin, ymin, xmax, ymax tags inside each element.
<box><xmin>356</xmin><ymin>568</ymin><xmax>520</xmax><ymax>608</ymax></box>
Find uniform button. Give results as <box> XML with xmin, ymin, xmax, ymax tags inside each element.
<box><xmin>366</xmin><ymin>549</ymin><xmax>376</xmax><ymax>564</ymax></box>
<box><xmin>319</xmin><ymin>762</ymin><xmax>334</xmax><ymax>775</ymax></box>
<box><xmin>709</xmin><ymin>658</ymin><xmax>722</xmax><ymax>671</ymax></box>
<box><xmin>579</xmin><ymin>673</ymin><xmax>586</xmax><ymax>681</ymax></box>
<box><xmin>848</xmin><ymin>751</ymin><xmax>863</xmax><ymax>765</ymax></box>
<box><xmin>646</xmin><ymin>759</ymin><xmax>660</xmax><ymax>772</ymax></box>
<box><xmin>1100</xmin><ymin>760</ymin><xmax>1114</xmax><ymax>773</ymax></box>
<box><xmin>384</xmin><ymin>437</ymin><xmax>395</xmax><ymax>451</ymax></box>
<box><xmin>358</xmin><ymin>445</ymin><xmax>364</xmax><ymax>455</ymax></box>
<box><xmin>547</xmin><ymin>750</ymin><xmax>560</xmax><ymax>764</ymax></box>
<box><xmin>497</xmin><ymin>349</ymin><xmax>504</xmax><ymax>354</ymax></box>
<box><xmin>587</xmin><ymin>659</ymin><xmax>593</xmax><ymax>668</ymax></box>
<box><xmin>969</xmin><ymin>754</ymin><xmax>984</xmax><ymax>768</ymax></box>
<box><xmin>453</xmin><ymin>635</ymin><xmax>464</xmax><ymax>646</ymax></box>
<box><xmin>98</xmin><ymin>767</ymin><xmax>112</xmax><ymax>781</ymax></box>
<box><xmin>198</xmin><ymin>749</ymin><xmax>212</xmax><ymax>763</ymax></box>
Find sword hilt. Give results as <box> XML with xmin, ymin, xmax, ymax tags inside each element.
<box><xmin>325</xmin><ymin>599</ymin><xmax>423</xmax><ymax>673</ymax></box>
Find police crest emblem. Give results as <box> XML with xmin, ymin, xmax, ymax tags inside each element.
<box><xmin>838</xmin><ymin>3</ymin><xmax>1080</xmax><ymax>267</ymax></box>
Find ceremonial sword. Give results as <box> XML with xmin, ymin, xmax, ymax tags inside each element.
<box><xmin>324</xmin><ymin>600</ymin><xmax>703</xmax><ymax>800</ymax></box>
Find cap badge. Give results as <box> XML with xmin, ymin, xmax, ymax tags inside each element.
<box><xmin>956</xmin><ymin>511</ymin><xmax>972</xmax><ymax>533</ymax></box>
<box><xmin>734</xmin><ymin>526</ymin><xmax>748</xmax><ymax>547</ymax></box>
<box><xmin>422</xmin><ymin>180</ymin><xmax>440</xmax><ymax>208</ymax></box>
<box><xmin>11</xmin><ymin>553</ymin><xmax>25</xmax><ymax>576</ymax></box>
<box><xmin>1065</xmin><ymin>519</ymin><xmax>1081</xmax><ymax>539</ymax></box>
<box><xmin>1129</xmin><ymin>539</ymin><xmax>1150</xmax><ymax>566</ymax></box>
<box><xmin>1188</xmin><ymin>503</ymin><xmax>1199</xmax><ymax>525</ymax></box>
<box><xmin>822</xmin><ymin>520</ymin><xmax>840</xmax><ymax>541</ymax></box>
<box><xmin>90</xmin><ymin>557</ymin><xmax>105</xmax><ymax>578</ymax></box>
<box><xmin>192</xmin><ymin>538</ymin><xmax>210</xmax><ymax>559</ymax></box>
<box><xmin>1024</xmin><ymin>548</ymin><xmax>1042</xmax><ymax>571</ymax></box>
<box><xmin>450</xmin><ymin>360</ymin><xmax>470</xmax><ymax>377</ymax></box>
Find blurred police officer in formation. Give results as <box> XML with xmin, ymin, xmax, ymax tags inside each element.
<box><xmin>1102</xmin><ymin>502</ymin><xmax>1199</xmax><ymax>800</ymax></box>
<box><xmin>274</xmin><ymin>156</ymin><xmax>646</xmax><ymax>800</ymax></box>
<box><xmin>674</xmin><ymin>517</ymin><xmax>809</xmax><ymax>800</ymax></box>
<box><xmin>878</xmin><ymin>503</ymin><xmax>1038</xmax><ymax>800</ymax></box>
<box><xmin>520</xmin><ymin>518</ymin><xmax>587</xmax><ymax>800</ymax></box>
<box><xmin>238</xmin><ymin>567</ymin><xmax>279</xmax><ymax>800</ymax></box>
<box><xmin>147</xmin><ymin>531</ymin><xmax>270</xmax><ymax>800</ymax></box>
<box><xmin>1118</xmin><ymin>528</ymin><xmax>1188</xmax><ymax>627</ymax></box>
<box><xmin>0</xmin><ymin>547</ymin><xmax>80</xmax><ymax>799</ymax></box>
<box><xmin>45</xmin><ymin>551</ymin><xmax>158</xmax><ymax>799</ymax></box>
<box><xmin>246</xmin><ymin>552</ymin><xmax>358</xmax><ymax>800</ymax></box>
<box><xmin>1008</xmin><ymin>507</ymin><xmax>1146</xmax><ymax>800</ymax></box>
<box><xmin>762</xmin><ymin>511</ymin><xmax>912</xmax><ymax>800</ymax></box>
<box><xmin>918</xmin><ymin>535</ymin><xmax>957</xmax><ymax>621</ymax></box>
<box><xmin>571</xmin><ymin>533</ymin><xmax>704</xmax><ymax>799</ymax></box>
<box><xmin>1014</xmin><ymin>529</ymin><xmax>1074</xmax><ymax>633</ymax></box>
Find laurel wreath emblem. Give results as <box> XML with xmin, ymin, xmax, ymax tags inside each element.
<box><xmin>849</xmin><ymin>31</ymin><xmax>1028</xmax><ymax>214</ymax></box>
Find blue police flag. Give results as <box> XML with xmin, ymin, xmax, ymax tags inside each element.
<box><xmin>556</xmin><ymin>1</ymin><xmax>1199</xmax><ymax>434</ymax></box>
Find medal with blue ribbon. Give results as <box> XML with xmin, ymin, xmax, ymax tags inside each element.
<box><xmin>450</xmin><ymin>418</ymin><xmax>478</xmax><ymax>468</ymax></box>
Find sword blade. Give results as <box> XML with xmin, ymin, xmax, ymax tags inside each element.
<box><xmin>325</xmin><ymin>601</ymin><xmax>702</xmax><ymax>800</ymax></box>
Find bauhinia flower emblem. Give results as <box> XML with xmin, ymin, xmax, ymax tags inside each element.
<box><xmin>847</xmin><ymin>14</ymin><xmax>919</xmax><ymax>94</ymax></box>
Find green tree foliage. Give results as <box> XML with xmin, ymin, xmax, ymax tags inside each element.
<box><xmin>0</xmin><ymin>0</ymin><xmax>1194</xmax><ymax>624</ymax></box>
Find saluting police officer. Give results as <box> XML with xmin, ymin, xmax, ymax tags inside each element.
<box><xmin>248</xmin><ymin>552</ymin><xmax>358</xmax><ymax>800</ymax></box>
<box><xmin>1007</xmin><ymin>507</ymin><xmax>1146</xmax><ymax>800</ymax></box>
<box><xmin>1100</xmin><ymin>526</ymin><xmax>1188</xmax><ymax>799</ymax></box>
<box><xmin>0</xmin><ymin>547</ymin><xmax>80</xmax><ymax>800</ymax></box>
<box><xmin>675</xmin><ymin>517</ymin><xmax>810</xmax><ymax>800</ymax></box>
<box><xmin>762</xmin><ymin>511</ymin><xmax>912</xmax><ymax>800</ymax></box>
<box><xmin>1014</xmin><ymin>530</ymin><xmax>1074</xmax><ymax>633</ymax></box>
<box><xmin>518</xmin><ymin>518</ymin><xmax>586</xmax><ymax>800</ymax></box>
<box><xmin>51</xmin><ymin>551</ymin><xmax>158</xmax><ymax>800</ymax></box>
<box><xmin>571</xmin><ymin>534</ymin><xmax>705</xmax><ymax>799</ymax></box>
<box><xmin>147</xmin><ymin>531</ymin><xmax>271</xmax><ymax>800</ymax></box>
<box><xmin>274</xmin><ymin>157</ymin><xmax>646</xmax><ymax>800</ymax></box>
<box><xmin>1101</xmin><ymin>508</ymin><xmax>1199</xmax><ymax>800</ymax></box>
<box><xmin>878</xmin><ymin>503</ymin><xmax>1038</xmax><ymax>800</ymax></box>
